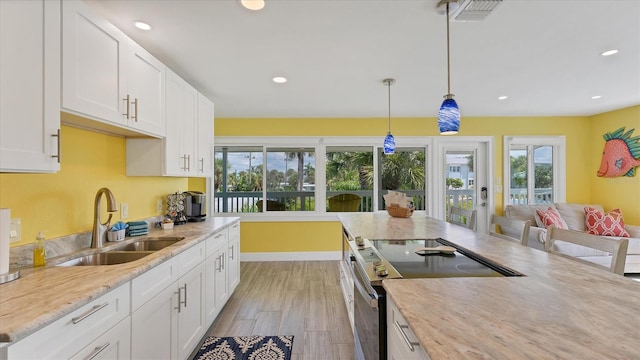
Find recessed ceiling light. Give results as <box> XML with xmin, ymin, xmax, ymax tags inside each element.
<box><xmin>498</xmin><ymin>96</ymin><xmax>508</xmax><ymax>100</ymax></box>
<box><xmin>272</xmin><ymin>76</ymin><xmax>287</xmax><ymax>84</ymax></box>
<box><xmin>591</xmin><ymin>95</ymin><xmax>602</xmax><ymax>99</ymax></box>
<box><xmin>240</xmin><ymin>0</ymin><xmax>265</xmax><ymax>10</ymax></box>
<box><xmin>601</xmin><ymin>49</ymin><xmax>618</xmax><ymax>56</ymax></box>
<box><xmin>134</xmin><ymin>21</ymin><xmax>152</xmax><ymax>31</ymax></box>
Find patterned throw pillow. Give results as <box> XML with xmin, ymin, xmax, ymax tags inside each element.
<box><xmin>584</xmin><ymin>207</ymin><xmax>630</xmax><ymax>237</ymax></box>
<box><xmin>535</xmin><ymin>207</ymin><xmax>569</xmax><ymax>229</ymax></box>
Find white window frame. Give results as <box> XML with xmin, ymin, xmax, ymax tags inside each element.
<box><xmin>503</xmin><ymin>136</ymin><xmax>566</xmax><ymax>207</ymax></box>
<box><xmin>213</xmin><ymin>136</ymin><xmax>431</xmax><ymax>222</ymax></box>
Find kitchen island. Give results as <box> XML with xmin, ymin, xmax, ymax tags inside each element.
<box><xmin>339</xmin><ymin>212</ymin><xmax>640</xmax><ymax>360</ymax></box>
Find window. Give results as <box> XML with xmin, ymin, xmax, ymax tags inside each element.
<box><xmin>504</xmin><ymin>136</ymin><xmax>566</xmax><ymax>205</ymax></box>
<box><xmin>266</xmin><ymin>148</ymin><xmax>315</xmax><ymax>211</ymax></box>
<box><xmin>213</xmin><ymin>137</ymin><xmax>431</xmax><ymax>216</ymax></box>
<box><xmin>448</xmin><ymin>165</ymin><xmax>461</xmax><ymax>173</ymax></box>
<box><xmin>326</xmin><ymin>146</ymin><xmax>373</xmax><ymax>212</ymax></box>
<box><xmin>377</xmin><ymin>147</ymin><xmax>426</xmax><ymax>210</ymax></box>
<box><xmin>214</xmin><ymin>146</ymin><xmax>315</xmax><ymax>212</ymax></box>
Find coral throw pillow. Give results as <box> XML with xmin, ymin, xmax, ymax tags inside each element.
<box><xmin>535</xmin><ymin>207</ymin><xmax>568</xmax><ymax>229</ymax></box>
<box><xmin>584</xmin><ymin>207</ymin><xmax>630</xmax><ymax>237</ymax></box>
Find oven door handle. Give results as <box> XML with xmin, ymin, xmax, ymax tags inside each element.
<box><xmin>354</xmin><ymin>271</ymin><xmax>378</xmax><ymax>309</ymax></box>
<box><xmin>354</xmin><ymin>278</ymin><xmax>378</xmax><ymax>309</ymax></box>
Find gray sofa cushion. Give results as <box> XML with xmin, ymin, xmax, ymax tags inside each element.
<box><xmin>554</xmin><ymin>203</ymin><xmax>604</xmax><ymax>232</ymax></box>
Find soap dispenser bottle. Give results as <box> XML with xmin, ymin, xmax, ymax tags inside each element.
<box><xmin>33</xmin><ymin>231</ymin><xmax>46</xmax><ymax>267</ymax></box>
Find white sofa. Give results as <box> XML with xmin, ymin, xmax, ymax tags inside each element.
<box><xmin>505</xmin><ymin>203</ymin><xmax>640</xmax><ymax>274</ymax></box>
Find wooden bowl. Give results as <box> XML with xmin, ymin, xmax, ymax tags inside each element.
<box><xmin>386</xmin><ymin>204</ymin><xmax>415</xmax><ymax>218</ymax></box>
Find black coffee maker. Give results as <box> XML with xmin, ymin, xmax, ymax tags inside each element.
<box><xmin>183</xmin><ymin>191</ymin><xmax>207</xmax><ymax>222</ymax></box>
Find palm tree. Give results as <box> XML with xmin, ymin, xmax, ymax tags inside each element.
<box><xmin>381</xmin><ymin>151</ymin><xmax>425</xmax><ymax>190</ymax></box>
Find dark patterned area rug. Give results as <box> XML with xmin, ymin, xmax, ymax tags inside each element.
<box><xmin>193</xmin><ymin>335</ymin><xmax>294</xmax><ymax>360</ymax></box>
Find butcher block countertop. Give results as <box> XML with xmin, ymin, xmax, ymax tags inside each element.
<box><xmin>338</xmin><ymin>212</ymin><xmax>640</xmax><ymax>360</ymax></box>
<box><xmin>0</xmin><ymin>217</ymin><xmax>239</xmax><ymax>343</ymax></box>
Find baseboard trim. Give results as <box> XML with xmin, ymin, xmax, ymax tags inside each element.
<box><xmin>240</xmin><ymin>251</ymin><xmax>341</xmax><ymax>261</ymax></box>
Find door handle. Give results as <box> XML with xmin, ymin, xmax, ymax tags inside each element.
<box><xmin>51</xmin><ymin>129</ymin><xmax>61</xmax><ymax>163</ymax></box>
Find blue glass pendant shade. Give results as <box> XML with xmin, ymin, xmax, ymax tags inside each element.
<box><xmin>438</xmin><ymin>96</ymin><xmax>460</xmax><ymax>135</ymax></box>
<box><xmin>384</xmin><ymin>132</ymin><xmax>396</xmax><ymax>154</ymax></box>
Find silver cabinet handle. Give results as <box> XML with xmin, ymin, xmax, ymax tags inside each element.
<box><xmin>394</xmin><ymin>320</ymin><xmax>420</xmax><ymax>352</ymax></box>
<box><xmin>229</xmin><ymin>245</ymin><xmax>234</xmax><ymax>260</ymax></box>
<box><xmin>221</xmin><ymin>252</ymin><xmax>225</xmax><ymax>270</ymax></box>
<box><xmin>132</xmin><ymin>98</ymin><xmax>138</xmax><ymax>122</ymax></box>
<box><xmin>174</xmin><ymin>289</ymin><xmax>181</xmax><ymax>313</ymax></box>
<box><xmin>84</xmin><ymin>342</ymin><xmax>110</xmax><ymax>360</ymax></box>
<box><xmin>123</xmin><ymin>94</ymin><xmax>130</xmax><ymax>119</ymax></box>
<box><xmin>199</xmin><ymin>158</ymin><xmax>204</xmax><ymax>172</ymax></box>
<box><xmin>182</xmin><ymin>154</ymin><xmax>188</xmax><ymax>171</ymax></box>
<box><xmin>72</xmin><ymin>302</ymin><xmax>108</xmax><ymax>324</ymax></box>
<box><xmin>216</xmin><ymin>255</ymin><xmax>222</xmax><ymax>272</ymax></box>
<box><xmin>51</xmin><ymin>129</ymin><xmax>61</xmax><ymax>163</ymax></box>
<box><xmin>181</xmin><ymin>283</ymin><xmax>187</xmax><ymax>309</ymax></box>
<box><xmin>186</xmin><ymin>155</ymin><xmax>191</xmax><ymax>171</ymax></box>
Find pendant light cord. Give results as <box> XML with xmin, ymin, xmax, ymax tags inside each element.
<box><xmin>388</xmin><ymin>81</ymin><xmax>391</xmax><ymax>133</ymax></box>
<box><xmin>446</xmin><ymin>1</ymin><xmax>451</xmax><ymax>95</ymax></box>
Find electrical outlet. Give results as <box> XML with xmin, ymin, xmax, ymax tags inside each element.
<box><xmin>121</xmin><ymin>203</ymin><xmax>129</xmax><ymax>219</ymax></box>
<box><xmin>9</xmin><ymin>218</ymin><xmax>21</xmax><ymax>243</ymax></box>
<box><xmin>157</xmin><ymin>199</ymin><xmax>163</xmax><ymax>213</ymax></box>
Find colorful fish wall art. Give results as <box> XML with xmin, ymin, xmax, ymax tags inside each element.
<box><xmin>597</xmin><ymin>127</ymin><xmax>640</xmax><ymax>178</ymax></box>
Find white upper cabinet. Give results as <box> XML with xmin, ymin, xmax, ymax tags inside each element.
<box><xmin>197</xmin><ymin>94</ymin><xmax>215</xmax><ymax>177</ymax></box>
<box><xmin>0</xmin><ymin>0</ymin><xmax>61</xmax><ymax>173</ymax></box>
<box><xmin>126</xmin><ymin>69</ymin><xmax>213</xmax><ymax>177</ymax></box>
<box><xmin>61</xmin><ymin>0</ymin><xmax>165</xmax><ymax>138</ymax></box>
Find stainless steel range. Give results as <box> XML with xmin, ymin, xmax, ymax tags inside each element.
<box><xmin>350</xmin><ymin>238</ymin><xmax>522</xmax><ymax>360</ymax></box>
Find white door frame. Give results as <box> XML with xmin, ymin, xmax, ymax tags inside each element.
<box><xmin>432</xmin><ymin>136</ymin><xmax>494</xmax><ymax>233</ymax></box>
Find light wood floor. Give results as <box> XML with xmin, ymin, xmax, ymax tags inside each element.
<box><xmin>192</xmin><ymin>261</ymin><xmax>354</xmax><ymax>360</ymax></box>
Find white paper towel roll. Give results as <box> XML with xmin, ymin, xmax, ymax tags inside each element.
<box><xmin>0</xmin><ymin>208</ymin><xmax>10</xmax><ymax>274</ymax></box>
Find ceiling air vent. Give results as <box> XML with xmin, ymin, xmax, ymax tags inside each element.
<box><xmin>449</xmin><ymin>0</ymin><xmax>503</xmax><ymax>22</ymax></box>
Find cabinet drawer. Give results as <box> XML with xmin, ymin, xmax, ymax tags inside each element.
<box><xmin>228</xmin><ymin>221</ymin><xmax>240</xmax><ymax>240</ymax></box>
<box><xmin>131</xmin><ymin>257</ymin><xmax>177</xmax><ymax>311</ymax></box>
<box><xmin>387</xmin><ymin>297</ymin><xmax>430</xmax><ymax>360</ymax></box>
<box><xmin>206</xmin><ymin>229</ymin><xmax>227</xmax><ymax>258</ymax></box>
<box><xmin>69</xmin><ymin>317</ymin><xmax>131</xmax><ymax>360</ymax></box>
<box><xmin>8</xmin><ymin>282</ymin><xmax>130</xmax><ymax>360</ymax></box>
<box><xmin>177</xmin><ymin>242</ymin><xmax>205</xmax><ymax>278</ymax></box>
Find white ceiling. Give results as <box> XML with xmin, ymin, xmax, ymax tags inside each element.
<box><xmin>85</xmin><ymin>0</ymin><xmax>640</xmax><ymax>119</ymax></box>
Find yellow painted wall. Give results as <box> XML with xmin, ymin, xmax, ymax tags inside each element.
<box><xmin>216</xmin><ymin>115</ymin><xmax>593</xmax><ymax>213</ymax></box>
<box><xmin>0</xmin><ymin>124</ymin><xmax>188</xmax><ymax>246</ymax></box>
<box><xmin>589</xmin><ymin>105</ymin><xmax>640</xmax><ymax>224</ymax></box>
<box><xmin>241</xmin><ymin>222</ymin><xmax>342</xmax><ymax>252</ymax></box>
<box><xmin>216</xmin><ymin>112</ymin><xmax>634</xmax><ymax>253</ymax></box>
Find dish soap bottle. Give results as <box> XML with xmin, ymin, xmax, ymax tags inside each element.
<box><xmin>33</xmin><ymin>231</ymin><xmax>46</xmax><ymax>267</ymax></box>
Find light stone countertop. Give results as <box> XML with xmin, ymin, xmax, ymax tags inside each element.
<box><xmin>0</xmin><ymin>217</ymin><xmax>240</xmax><ymax>343</ymax></box>
<box><xmin>338</xmin><ymin>212</ymin><xmax>640</xmax><ymax>360</ymax></box>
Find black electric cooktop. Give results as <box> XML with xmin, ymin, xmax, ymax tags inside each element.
<box><xmin>368</xmin><ymin>238</ymin><xmax>522</xmax><ymax>278</ymax></box>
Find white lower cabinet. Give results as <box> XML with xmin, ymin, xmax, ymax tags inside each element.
<box><xmin>387</xmin><ymin>296</ymin><xmax>430</xmax><ymax>360</ymax></box>
<box><xmin>69</xmin><ymin>317</ymin><xmax>131</xmax><ymax>360</ymax></box>
<box><xmin>339</xmin><ymin>259</ymin><xmax>354</xmax><ymax>331</ymax></box>
<box><xmin>6</xmin><ymin>283</ymin><xmax>130</xmax><ymax>360</ymax></box>
<box><xmin>131</xmin><ymin>242</ymin><xmax>206</xmax><ymax>360</ymax></box>
<box><xmin>177</xmin><ymin>261</ymin><xmax>206</xmax><ymax>360</ymax></box>
<box><xmin>205</xmin><ymin>222</ymin><xmax>241</xmax><ymax>325</ymax></box>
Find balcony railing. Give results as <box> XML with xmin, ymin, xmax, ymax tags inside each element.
<box><xmin>508</xmin><ymin>188</ymin><xmax>553</xmax><ymax>204</ymax></box>
<box><xmin>214</xmin><ymin>187</ymin><xmax>554</xmax><ymax>213</ymax></box>
<box><xmin>214</xmin><ymin>190</ymin><xmax>428</xmax><ymax>213</ymax></box>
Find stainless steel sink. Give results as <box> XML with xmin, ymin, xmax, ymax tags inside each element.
<box><xmin>56</xmin><ymin>251</ymin><xmax>153</xmax><ymax>266</ymax></box>
<box><xmin>113</xmin><ymin>237</ymin><xmax>184</xmax><ymax>251</ymax></box>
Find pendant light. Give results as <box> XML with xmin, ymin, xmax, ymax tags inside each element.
<box><xmin>383</xmin><ymin>78</ymin><xmax>396</xmax><ymax>155</ymax></box>
<box><xmin>437</xmin><ymin>0</ymin><xmax>460</xmax><ymax>135</ymax></box>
